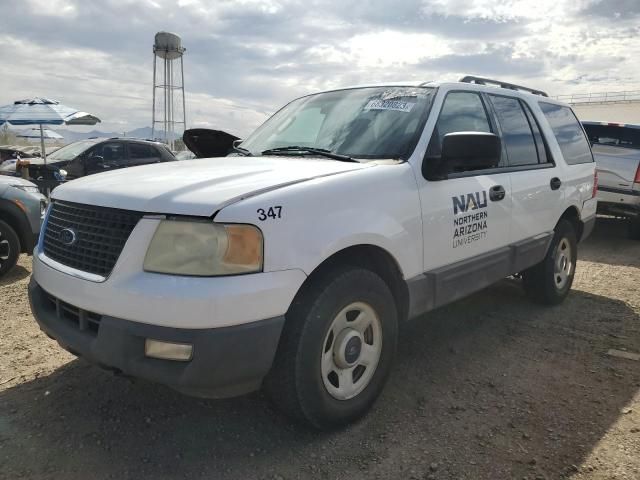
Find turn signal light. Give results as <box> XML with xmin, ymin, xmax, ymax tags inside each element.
<box><xmin>144</xmin><ymin>339</ymin><xmax>193</xmax><ymax>361</ymax></box>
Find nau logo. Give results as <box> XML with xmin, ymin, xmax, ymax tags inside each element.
<box><xmin>452</xmin><ymin>191</ymin><xmax>488</xmax><ymax>215</ymax></box>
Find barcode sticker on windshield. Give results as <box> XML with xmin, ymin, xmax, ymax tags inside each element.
<box><xmin>364</xmin><ymin>99</ymin><xmax>415</xmax><ymax>113</ymax></box>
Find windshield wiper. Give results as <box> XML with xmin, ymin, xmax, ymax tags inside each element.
<box><xmin>231</xmin><ymin>145</ymin><xmax>252</xmax><ymax>156</ymax></box>
<box><xmin>260</xmin><ymin>146</ymin><xmax>359</xmax><ymax>163</ymax></box>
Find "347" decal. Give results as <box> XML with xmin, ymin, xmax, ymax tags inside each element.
<box><xmin>257</xmin><ymin>206</ymin><xmax>282</xmax><ymax>221</ymax></box>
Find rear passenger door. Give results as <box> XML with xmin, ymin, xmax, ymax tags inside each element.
<box><xmin>126</xmin><ymin>143</ymin><xmax>163</xmax><ymax>167</ymax></box>
<box><xmin>486</xmin><ymin>94</ymin><xmax>561</xmax><ymax>243</ymax></box>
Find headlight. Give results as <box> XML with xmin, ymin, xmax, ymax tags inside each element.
<box><xmin>12</xmin><ymin>184</ymin><xmax>40</xmax><ymax>194</ymax></box>
<box><xmin>143</xmin><ymin>220</ymin><xmax>263</xmax><ymax>276</ymax></box>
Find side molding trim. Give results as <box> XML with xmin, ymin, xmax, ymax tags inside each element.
<box><xmin>407</xmin><ymin>231</ymin><xmax>553</xmax><ymax>319</ymax></box>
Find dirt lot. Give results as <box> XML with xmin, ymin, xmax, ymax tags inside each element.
<box><xmin>0</xmin><ymin>217</ymin><xmax>638</xmax><ymax>480</ymax></box>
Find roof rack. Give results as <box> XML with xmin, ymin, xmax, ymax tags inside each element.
<box><xmin>459</xmin><ymin>75</ymin><xmax>548</xmax><ymax>97</ymax></box>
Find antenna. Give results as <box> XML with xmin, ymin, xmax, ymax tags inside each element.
<box><xmin>152</xmin><ymin>32</ymin><xmax>186</xmax><ymax>151</ymax></box>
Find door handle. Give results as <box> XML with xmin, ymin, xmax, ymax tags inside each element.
<box><xmin>489</xmin><ymin>185</ymin><xmax>506</xmax><ymax>201</ymax></box>
<box><xmin>550</xmin><ymin>177</ymin><xmax>562</xmax><ymax>190</ymax></box>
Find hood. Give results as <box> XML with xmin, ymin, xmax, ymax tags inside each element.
<box><xmin>52</xmin><ymin>156</ymin><xmax>373</xmax><ymax>216</ymax></box>
<box><xmin>183</xmin><ymin>128</ymin><xmax>240</xmax><ymax>158</ymax></box>
<box><xmin>0</xmin><ymin>175</ymin><xmax>38</xmax><ymax>196</ymax></box>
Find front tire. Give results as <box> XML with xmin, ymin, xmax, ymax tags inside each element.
<box><xmin>522</xmin><ymin>219</ymin><xmax>577</xmax><ymax>305</ymax></box>
<box><xmin>264</xmin><ymin>266</ymin><xmax>398</xmax><ymax>430</ymax></box>
<box><xmin>0</xmin><ymin>220</ymin><xmax>20</xmax><ymax>279</ymax></box>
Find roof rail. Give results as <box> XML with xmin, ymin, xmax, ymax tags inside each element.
<box><xmin>459</xmin><ymin>75</ymin><xmax>548</xmax><ymax>97</ymax></box>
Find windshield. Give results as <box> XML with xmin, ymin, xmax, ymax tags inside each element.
<box><xmin>240</xmin><ymin>86</ymin><xmax>434</xmax><ymax>160</ymax></box>
<box><xmin>38</xmin><ymin>140</ymin><xmax>98</xmax><ymax>164</ymax></box>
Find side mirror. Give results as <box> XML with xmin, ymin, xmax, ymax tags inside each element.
<box><xmin>424</xmin><ymin>132</ymin><xmax>501</xmax><ymax>180</ymax></box>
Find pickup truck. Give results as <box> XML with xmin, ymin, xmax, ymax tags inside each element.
<box><xmin>582</xmin><ymin>121</ymin><xmax>640</xmax><ymax>239</ymax></box>
<box><xmin>29</xmin><ymin>76</ymin><xmax>597</xmax><ymax>429</ymax></box>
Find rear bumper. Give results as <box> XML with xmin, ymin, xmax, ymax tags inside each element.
<box><xmin>597</xmin><ymin>187</ymin><xmax>640</xmax><ymax>218</ymax></box>
<box><xmin>29</xmin><ymin>279</ymin><xmax>285</xmax><ymax>398</ymax></box>
<box><xmin>597</xmin><ymin>201</ymin><xmax>640</xmax><ymax>218</ymax></box>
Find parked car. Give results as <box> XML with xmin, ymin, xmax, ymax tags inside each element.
<box><xmin>0</xmin><ymin>146</ymin><xmax>38</xmax><ymax>177</ymax></box>
<box><xmin>582</xmin><ymin>121</ymin><xmax>640</xmax><ymax>239</ymax></box>
<box><xmin>2</xmin><ymin>138</ymin><xmax>176</xmax><ymax>192</ymax></box>
<box><xmin>1</xmin><ymin>145</ymin><xmax>37</xmax><ymax>163</ymax></box>
<box><xmin>29</xmin><ymin>76</ymin><xmax>597</xmax><ymax>429</ymax></box>
<box><xmin>0</xmin><ymin>176</ymin><xmax>46</xmax><ymax>278</ymax></box>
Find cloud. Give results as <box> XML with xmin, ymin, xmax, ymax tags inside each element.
<box><xmin>1</xmin><ymin>0</ymin><xmax>639</xmax><ymax>135</ymax></box>
<box><xmin>580</xmin><ymin>0</ymin><xmax>640</xmax><ymax>19</ymax></box>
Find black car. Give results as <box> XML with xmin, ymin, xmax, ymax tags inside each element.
<box><xmin>49</xmin><ymin>137</ymin><xmax>176</xmax><ymax>179</ymax></box>
<box><xmin>6</xmin><ymin>138</ymin><xmax>176</xmax><ymax>192</ymax></box>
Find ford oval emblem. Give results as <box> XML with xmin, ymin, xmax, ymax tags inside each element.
<box><xmin>59</xmin><ymin>228</ymin><xmax>78</xmax><ymax>246</ymax></box>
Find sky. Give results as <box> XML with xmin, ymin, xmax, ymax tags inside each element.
<box><xmin>1</xmin><ymin>0</ymin><xmax>640</xmax><ymax>136</ymax></box>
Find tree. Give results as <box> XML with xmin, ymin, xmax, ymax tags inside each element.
<box><xmin>0</xmin><ymin>124</ymin><xmax>17</xmax><ymax>145</ymax></box>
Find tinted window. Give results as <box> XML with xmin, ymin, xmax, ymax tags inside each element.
<box><xmin>129</xmin><ymin>143</ymin><xmax>157</xmax><ymax>159</ymax></box>
<box><xmin>426</xmin><ymin>92</ymin><xmax>492</xmax><ymax>160</ymax></box>
<box><xmin>91</xmin><ymin>142</ymin><xmax>125</xmax><ymax>161</ymax></box>
<box><xmin>435</xmin><ymin>92</ymin><xmax>491</xmax><ymax>141</ymax></box>
<box><xmin>539</xmin><ymin>103</ymin><xmax>593</xmax><ymax>164</ymax></box>
<box><xmin>489</xmin><ymin>95</ymin><xmax>538</xmax><ymax>166</ymax></box>
<box><xmin>522</xmin><ymin>102</ymin><xmax>549</xmax><ymax>163</ymax></box>
<box><xmin>582</xmin><ymin>124</ymin><xmax>640</xmax><ymax>149</ymax></box>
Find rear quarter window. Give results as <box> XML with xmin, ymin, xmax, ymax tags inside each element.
<box><xmin>539</xmin><ymin>102</ymin><xmax>593</xmax><ymax>165</ymax></box>
<box><xmin>583</xmin><ymin>124</ymin><xmax>640</xmax><ymax>149</ymax></box>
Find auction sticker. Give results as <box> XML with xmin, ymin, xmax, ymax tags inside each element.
<box><xmin>364</xmin><ymin>99</ymin><xmax>415</xmax><ymax>112</ymax></box>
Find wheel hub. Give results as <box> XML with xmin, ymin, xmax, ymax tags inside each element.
<box><xmin>553</xmin><ymin>237</ymin><xmax>573</xmax><ymax>290</ymax></box>
<box><xmin>334</xmin><ymin>329</ymin><xmax>362</xmax><ymax>368</ymax></box>
<box><xmin>320</xmin><ymin>301</ymin><xmax>383</xmax><ymax>401</ymax></box>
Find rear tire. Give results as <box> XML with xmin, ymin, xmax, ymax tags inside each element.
<box><xmin>522</xmin><ymin>219</ymin><xmax>577</xmax><ymax>305</ymax></box>
<box><xmin>0</xmin><ymin>220</ymin><xmax>20</xmax><ymax>279</ymax></box>
<box><xmin>629</xmin><ymin>217</ymin><xmax>640</xmax><ymax>240</ymax></box>
<box><xmin>264</xmin><ymin>266</ymin><xmax>398</xmax><ymax>430</ymax></box>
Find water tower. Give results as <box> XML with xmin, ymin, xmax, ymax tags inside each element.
<box><xmin>152</xmin><ymin>32</ymin><xmax>186</xmax><ymax>150</ymax></box>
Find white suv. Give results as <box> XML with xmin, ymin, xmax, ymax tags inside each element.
<box><xmin>29</xmin><ymin>76</ymin><xmax>597</xmax><ymax>429</ymax></box>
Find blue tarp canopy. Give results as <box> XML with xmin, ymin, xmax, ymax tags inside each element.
<box><xmin>17</xmin><ymin>127</ymin><xmax>64</xmax><ymax>140</ymax></box>
<box><xmin>0</xmin><ymin>97</ymin><xmax>100</xmax><ymax>161</ymax></box>
<box><xmin>0</xmin><ymin>97</ymin><xmax>100</xmax><ymax>126</ymax></box>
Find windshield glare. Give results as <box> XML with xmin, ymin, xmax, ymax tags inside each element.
<box><xmin>240</xmin><ymin>86</ymin><xmax>434</xmax><ymax>160</ymax></box>
<box><xmin>42</xmin><ymin>140</ymin><xmax>98</xmax><ymax>164</ymax></box>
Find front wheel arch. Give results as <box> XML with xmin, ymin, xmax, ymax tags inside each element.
<box><xmin>292</xmin><ymin>244</ymin><xmax>409</xmax><ymax>323</ymax></box>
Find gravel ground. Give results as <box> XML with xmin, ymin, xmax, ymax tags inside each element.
<box><xmin>0</xmin><ymin>217</ymin><xmax>638</xmax><ymax>480</ymax></box>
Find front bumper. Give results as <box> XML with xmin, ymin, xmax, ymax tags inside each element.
<box><xmin>29</xmin><ymin>279</ymin><xmax>285</xmax><ymax>398</ymax></box>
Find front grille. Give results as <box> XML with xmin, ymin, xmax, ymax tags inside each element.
<box><xmin>45</xmin><ymin>292</ymin><xmax>103</xmax><ymax>334</ymax></box>
<box><xmin>43</xmin><ymin>201</ymin><xmax>143</xmax><ymax>277</ymax></box>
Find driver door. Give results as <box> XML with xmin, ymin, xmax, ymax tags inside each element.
<box><xmin>417</xmin><ymin>90</ymin><xmax>512</xmax><ymax>307</ymax></box>
<box><xmin>85</xmin><ymin>142</ymin><xmax>125</xmax><ymax>175</ymax></box>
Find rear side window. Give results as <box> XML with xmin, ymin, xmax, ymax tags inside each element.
<box><xmin>583</xmin><ymin>124</ymin><xmax>640</xmax><ymax>149</ymax></box>
<box><xmin>539</xmin><ymin>103</ymin><xmax>593</xmax><ymax>164</ymax></box>
<box><xmin>488</xmin><ymin>95</ymin><xmax>538</xmax><ymax>166</ymax></box>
